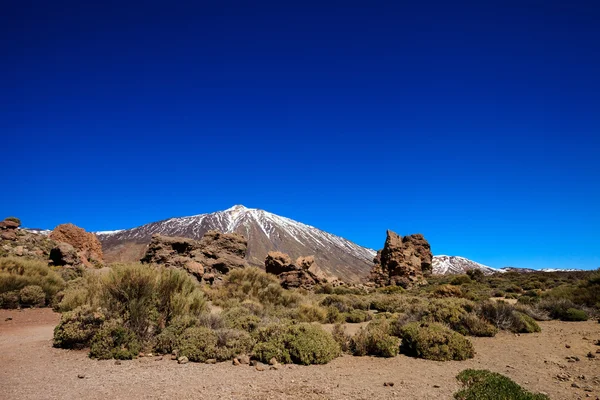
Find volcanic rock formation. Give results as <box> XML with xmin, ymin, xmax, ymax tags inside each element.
<box><xmin>369</xmin><ymin>230</ymin><xmax>433</xmax><ymax>288</ymax></box>
<box><xmin>264</xmin><ymin>251</ymin><xmax>335</xmax><ymax>289</ymax></box>
<box><xmin>50</xmin><ymin>223</ymin><xmax>104</xmax><ymax>268</ymax></box>
<box><xmin>141</xmin><ymin>230</ymin><xmax>249</xmax><ymax>283</ymax></box>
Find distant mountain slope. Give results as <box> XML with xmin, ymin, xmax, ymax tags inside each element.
<box><xmin>97</xmin><ymin>205</ymin><xmax>376</xmax><ymax>282</ymax></box>
<box><xmin>432</xmin><ymin>255</ymin><xmax>500</xmax><ymax>275</ymax></box>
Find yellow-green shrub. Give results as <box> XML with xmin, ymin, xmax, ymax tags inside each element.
<box><xmin>400</xmin><ymin>322</ymin><xmax>475</xmax><ymax>361</ymax></box>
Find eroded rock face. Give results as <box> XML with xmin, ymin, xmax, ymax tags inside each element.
<box><xmin>0</xmin><ymin>218</ymin><xmax>20</xmax><ymax>241</ymax></box>
<box><xmin>50</xmin><ymin>224</ymin><xmax>104</xmax><ymax>267</ymax></box>
<box><xmin>264</xmin><ymin>251</ymin><xmax>336</xmax><ymax>289</ymax></box>
<box><xmin>141</xmin><ymin>230</ymin><xmax>248</xmax><ymax>282</ymax></box>
<box><xmin>369</xmin><ymin>230</ymin><xmax>432</xmax><ymax>288</ymax></box>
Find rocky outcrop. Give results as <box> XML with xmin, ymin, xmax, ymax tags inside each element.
<box><xmin>265</xmin><ymin>251</ymin><xmax>336</xmax><ymax>289</ymax></box>
<box><xmin>369</xmin><ymin>230</ymin><xmax>433</xmax><ymax>288</ymax></box>
<box><xmin>0</xmin><ymin>217</ymin><xmax>20</xmax><ymax>241</ymax></box>
<box><xmin>50</xmin><ymin>224</ymin><xmax>104</xmax><ymax>267</ymax></box>
<box><xmin>141</xmin><ymin>230</ymin><xmax>249</xmax><ymax>282</ymax></box>
<box><xmin>0</xmin><ymin>217</ymin><xmax>58</xmax><ymax>260</ymax></box>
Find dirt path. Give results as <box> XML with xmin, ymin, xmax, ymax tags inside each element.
<box><xmin>1</xmin><ymin>309</ymin><xmax>598</xmax><ymax>400</ymax></box>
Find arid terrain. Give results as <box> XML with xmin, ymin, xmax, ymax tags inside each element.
<box><xmin>1</xmin><ymin>309</ymin><xmax>598</xmax><ymax>400</ymax></box>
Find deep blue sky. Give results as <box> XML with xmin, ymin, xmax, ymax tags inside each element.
<box><xmin>2</xmin><ymin>1</ymin><xmax>599</xmax><ymax>270</ymax></box>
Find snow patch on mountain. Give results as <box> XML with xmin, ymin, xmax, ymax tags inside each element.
<box><xmin>432</xmin><ymin>255</ymin><xmax>501</xmax><ymax>275</ymax></box>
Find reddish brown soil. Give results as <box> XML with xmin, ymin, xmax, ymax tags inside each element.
<box><xmin>1</xmin><ymin>309</ymin><xmax>599</xmax><ymax>400</ymax></box>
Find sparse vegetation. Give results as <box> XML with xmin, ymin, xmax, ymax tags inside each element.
<box><xmin>454</xmin><ymin>369</ymin><xmax>549</xmax><ymax>399</ymax></box>
<box><xmin>0</xmin><ymin>257</ymin><xmax>65</xmax><ymax>307</ymax></box>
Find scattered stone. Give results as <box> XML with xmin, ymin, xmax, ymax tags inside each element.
<box><xmin>268</xmin><ymin>357</ymin><xmax>278</xmax><ymax>366</ymax></box>
<box><xmin>566</xmin><ymin>356</ymin><xmax>580</xmax><ymax>362</ymax></box>
<box><xmin>433</xmin><ymin>385</ymin><xmax>441</xmax><ymax>388</ymax></box>
<box><xmin>556</xmin><ymin>373</ymin><xmax>571</xmax><ymax>381</ymax></box>
<box><xmin>5</xmin><ymin>317</ymin><xmax>12</xmax><ymax>321</ymax></box>
<box><xmin>139</xmin><ymin>352</ymin><xmax>145</xmax><ymax>357</ymax></box>
<box><xmin>114</xmin><ymin>361</ymin><xmax>121</xmax><ymax>365</ymax></box>
<box><xmin>250</xmin><ymin>360</ymin><xmax>259</xmax><ymax>367</ymax></box>
<box><xmin>269</xmin><ymin>365</ymin><xmax>279</xmax><ymax>370</ymax></box>
<box><xmin>232</xmin><ymin>358</ymin><xmax>240</xmax><ymax>366</ymax></box>
<box><xmin>177</xmin><ymin>356</ymin><xmax>189</xmax><ymax>364</ymax></box>
<box><xmin>383</xmin><ymin>382</ymin><xmax>394</xmax><ymax>387</ymax></box>
<box><xmin>578</xmin><ymin>375</ymin><xmax>586</xmax><ymax>380</ymax></box>
<box><xmin>572</xmin><ymin>382</ymin><xmax>581</xmax><ymax>388</ymax></box>
<box><xmin>205</xmin><ymin>359</ymin><xmax>217</xmax><ymax>364</ymax></box>
<box><xmin>566</xmin><ymin>344</ymin><xmax>571</xmax><ymax>348</ymax></box>
<box><xmin>155</xmin><ymin>356</ymin><xmax>163</xmax><ymax>361</ymax></box>
<box><xmin>146</xmin><ymin>353</ymin><xmax>153</xmax><ymax>357</ymax></box>
<box><xmin>77</xmin><ymin>374</ymin><xmax>85</xmax><ymax>379</ymax></box>
<box><xmin>587</xmin><ymin>352</ymin><xmax>596</xmax><ymax>359</ymax></box>
<box><xmin>238</xmin><ymin>355</ymin><xmax>250</xmax><ymax>365</ymax></box>
<box><xmin>255</xmin><ymin>366</ymin><xmax>265</xmax><ymax>372</ymax></box>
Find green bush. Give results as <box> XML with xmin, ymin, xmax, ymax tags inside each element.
<box><xmin>537</xmin><ymin>298</ymin><xmax>588</xmax><ymax>321</ymax></box>
<box><xmin>433</xmin><ymin>284</ymin><xmax>463</xmax><ymax>298</ymax></box>
<box><xmin>215</xmin><ymin>267</ymin><xmax>300</xmax><ymax>308</ymax></box>
<box><xmin>479</xmin><ymin>301</ymin><xmax>539</xmax><ymax>333</ymax></box>
<box><xmin>89</xmin><ymin>321</ymin><xmax>141</xmax><ymax>360</ymax></box>
<box><xmin>253</xmin><ymin>323</ymin><xmax>340</xmax><ymax>365</ymax></box>
<box><xmin>297</xmin><ymin>304</ymin><xmax>327</xmax><ymax>323</ymax></box>
<box><xmin>400</xmin><ymin>322</ymin><xmax>475</xmax><ymax>361</ymax></box>
<box><xmin>154</xmin><ymin>315</ymin><xmax>199</xmax><ymax>354</ymax></box>
<box><xmin>345</xmin><ymin>309</ymin><xmax>372</xmax><ymax>323</ymax></box>
<box><xmin>454</xmin><ymin>369</ymin><xmax>549</xmax><ymax>400</ymax></box>
<box><xmin>213</xmin><ymin>328</ymin><xmax>255</xmax><ymax>360</ymax></box>
<box><xmin>325</xmin><ymin>306</ymin><xmax>345</xmax><ymax>323</ymax></box>
<box><xmin>53</xmin><ymin>305</ymin><xmax>106</xmax><ymax>349</ymax></box>
<box><xmin>0</xmin><ymin>290</ymin><xmax>19</xmax><ymax>309</ymax></box>
<box><xmin>4</xmin><ymin>217</ymin><xmax>21</xmax><ymax>225</ymax></box>
<box><xmin>177</xmin><ymin>326</ymin><xmax>219</xmax><ymax>362</ymax></box>
<box><xmin>350</xmin><ymin>320</ymin><xmax>400</xmax><ymax>358</ymax></box>
<box><xmin>561</xmin><ymin>308</ymin><xmax>588</xmax><ymax>321</ymax></box>
<box><xmin>456</xmin><ymin>313</ymin><xmax>498</xmax><ymax>337</ymax></box>
<box><xmin>450</xmin><ymin>275</ymin><xmax>472</xmax><ymax>285</ymax></box>
<box><xmin>222</xmin><ymin>306</ymin><xmax>262</xmax><ymax>332</ymax></box>
<box><xmin>102</xmin><ymin>264</ymin><xmax>159</xmax><ymax>339</ymax></box>
<box><xmin>155</xmin><ymin>268</ymin><xmax>207</xmax><ymax>327</ymax></box>
<box><xmin>54</xmin><ymin>274</ymin><xmax>103</xmax><ymax>312</ymax></box>
<box><xmin>466</xmin><ymin>269</ymin><xmax>485</xmax><ymax>282</ymax></box>
<box><xmin>331</xmin><ymin>323</ymin><xmax>351</xmax><ymax>352</ymax></box>
<box><xmin>0</xmin><ymin>257</ymin><xmax>65</xmax><ymax>302</ymax></box>
<box><xmin>513</xmin><ymin>312</ymin><xmax>541</xmax><ymax>333</ymax></box>
<box><xmin>19</xmin><ymin>285</ymin><xmax>46</xmax><ymax>307</ymax></box>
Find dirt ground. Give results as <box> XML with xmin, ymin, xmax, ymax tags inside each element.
<box><xmin>1</xmin><ymin>309</ymin><xmax>599</xmax><ymax>400</ymax></box>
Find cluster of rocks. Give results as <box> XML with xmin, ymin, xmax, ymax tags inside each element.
<box><xmin>369</xmin><ymin>230</ymin><xmax>433</xmax><ymax>288</ymax></box>
<box><xmin>0</xmin><ymin>217</ymin><xmax>104</xmax><ymax>270</ymax></box>
<box><xmin>1</xmin><ymin>217</ymin><xmax>58</xmax><ymax>260</ymax></box>
<box><xmin>264</xmin><ymin>251</ymin><xmax>337</xmax><ymax>289</ymax></box>
<box><xmin>140</xmin><ymin>231</ymin><xmax>249</xmax><ymax>283</ymax></box>
<box><xmin>0</xmin><ymin>217</ymin><xmax>20</xmax><ymax>241</ymax></box>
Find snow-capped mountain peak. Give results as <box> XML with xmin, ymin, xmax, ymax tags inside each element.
<box><xmin>97</xmin><ymin>205</ymin><xmax>376</xmax><ymax>282</ymax></box>
<box><xmin>432</xmin><ymin>255</ymin><xmax>501</xmax><ymax>275</ymax></box>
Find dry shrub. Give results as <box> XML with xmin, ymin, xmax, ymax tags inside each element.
<box><xmin>53</xmin><ymin>305</ymin><xmax>106</xmax><ymax>349</ymax></box>
<box><xmin>433</xmin><ymin>284</ymin><xmax>463</xmax><ymax>298</ymax></box>
<box><xmin>19</xmin><ymin>285</ymin><xmax>46</xmax><ymax>307</ymax></box>
<box><xmin>400</xmin><ymin>322</ymin><xmax>475</xmax><ymax>361</ymax></box>
<box><xmin>350</xmin><ymin>320</ymin><xmax>400</xmax><ymax>358</ymax></box>
<box><xmin>253</xmin><ymin>323</ymin><xmax>340</xmax><ymax>365</ymax></box>
<box><xmin>0</xmin><ymin>257</ymin><xmax>65</xmax><ymax>303</ymax></box>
